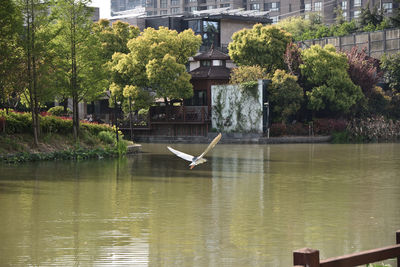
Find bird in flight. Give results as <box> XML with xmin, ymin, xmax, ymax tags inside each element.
<box><xmin>167</xmin><ymin>133</ymin><xmax>222</xmax><ymax>169</ymax></box>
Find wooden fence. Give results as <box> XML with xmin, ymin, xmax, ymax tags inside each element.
<box><xmin>293</xmin><ymin>230</ymin><xmax>400</xmax><ymax>267</ymax></box>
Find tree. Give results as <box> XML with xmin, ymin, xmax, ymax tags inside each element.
<box><xmin>17</xmin><ymin>0</ymin><xmax>55</xmax><ymax>145</ymax></box>
<box><xmin>284</xmin><ymin>42</ymin><xmax>303</xmax><ymax>77</ymax></box>
<box><xmin>345</xmin><ymin>46</ymin><xmax>382</xmax><ymax>97</ymax></box>
<box><xmin>228</xmin><ymin>24</ymin><xmax>292</xmax><ymax>73</ymax></box>
<box><xmin>381</xmin><ymin>52</ymin><xmax>400</xmax><ymax>94</ymax></box>
<box><xmin>276</xmin><ymin>16</ymin><xmax>312</xmax><ymax>41</ymax></box>
<box><xmin>359</xmin><ymin>1</ymin><xmax>383</xmax><ymax>29</ymax></box>
<box><xmin>269</xmin><ymin>69</ymin><xmax>303</xmax><ymax>123</ymax></box>
<box><xmin>0</xmin><ymin>0</ymin><xmax>24</xmax><ymax>113</ymax></box>
<box><xmin>300</xmin><ymin>45</ymin><xmax>363</xmax><ymax>114</ymax></box>
<box><xmin>110</xmin><ymin>26</ymin><xmax>202</xmax><ymax>107</ymax></box>
<box><xmin>51</xmin><ymin>0</ymin><xmax>107</xmax><ymax>139</ymax></box>
<box><xmin>229</xmin><ymin>65</ymin><xmax>266</xmax><ymax>84</ymax></box>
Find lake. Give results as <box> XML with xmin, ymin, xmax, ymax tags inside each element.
<box><xmin>0</xmin><ymin>143</ymin><xmax>399</xmax><ymax>266</ymax></box>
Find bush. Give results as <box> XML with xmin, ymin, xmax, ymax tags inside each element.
<box><xmin>313</xmin><ymin>118</ymin><xmax>348</xmax><ymax>135</ymax></box>
<box><xmin>286</xmin><ymin>122</ymin><xmax>309</xmax><ymax>135</ymax></box>
<box><xmin>48</xmin><ymin>106</ymin><xmax>72</xmax><ymax>117</ymax></box>
<box><xmin>347</xmin><ymin>116</ymin><xmax>400</xmax><ymax>142</ymax></box>
<box><xmin>270</xmin><ymin>123</ymin><xmax>287</xmax><ymax>136</ymax></box>
<box><xmin>98</xmin><ymin>131</ymin><xmax>116</xmax><ymax>145</ymax></box>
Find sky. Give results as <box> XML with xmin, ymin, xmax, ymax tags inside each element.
<box><xmin>90</xmin><ymin>0</ymin><xmax>111</xmax><ymax>19</ymax></box>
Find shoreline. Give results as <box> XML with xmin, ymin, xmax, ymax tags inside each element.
<box><xmin>133</xmin><ymin>135</ymin><xmax>333</xmax><ymax>144</ymax></box>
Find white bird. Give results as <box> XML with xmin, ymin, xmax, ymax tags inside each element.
<box><xmin>167</xmin><ymin>133</ymin><xmax>222</xmax><ymax>169</ymax></box>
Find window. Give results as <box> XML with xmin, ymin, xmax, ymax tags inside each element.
<box><xmin>314</xmin><ymin>1</ymin><xmax>322</xmax><ymax>11</ymax></box>
<box><xmin>341</xmin><ymin>1</ymin><xmax>347</xmax><ymax>9</ymax></box>
<box><xmin>171</xmin><ymin>7</ymin><xmax>180</xmax><ymax>13</ymax></box>
<box><xmin>171</xmin><ymin>0</ymin><xmax>179</xmax><ymax>5</ymax></box>
<box><xmin>161</xmin><ymin>0</ymin><xmax>167</xmax><ymax>8</ymax></box>
<box><xmin>203</xmin><ymin>20</ymin><xmax>220</xmax><ymax>47</ymax></box>
<box><xmin>212</xmin><ymin>60</ymin><xmax>223</xmax><ymax>66</ymax></box>
<box><xmin>354</xmin><ymin>0</ymin><xmax>361</xmax><ymax>7</ymax></box>
<box><xmin>189</xmin><ymin>6</ymin><xmax>198</xmax><ymax>11</ymax></box>
<box><xmin>353</xmin><ymin>10</ymin><xmax>361</xmax><ymax>17</ymax></box>
<box><xmin>146</xmin><ymin>11</ymin><xmax>153</xmax><ymax>15</ymax></box>
<box><xmin>184</xmin><ymin>90</ymin><xmax>207</xmax><ymax>106</ymax></box>
<box><xmin>208</xmin><ymin>5</ymin><xmax>217</xmax><ymax>9</ymax></box>
<box><xmin>343</xmin><ymin>11</ymin><xmax>347</xmax><ymax>17</ymax></box>
<box><xmin>383</xmin><ymin>2</ymin><xmax>393</xmax><ymax>13</ymax></box>
<box><xmin>220</xmin><ymin>3</ymin><xmax>230</xmax><ymax>7</ymax></box>
<box><xmin>160</xmin><ymin>9</ymin><xmax>168</xmax><ymax>14</ymax></box>
<box><xmin>189</xmin><ymin>0</ymin><xmax>197</xmax><ymax>2</ymax></box>
<box><xmin>305</xmin><ymin>3</ymin><xmax>311</xmax><ymax>11</ymax></box>
<box><xmin>271</xmin><ymin>16</ymin><xmax>279</xmax><ymax>23</ymax></box>
<box><xmin>201</xmin><ymin>60</ymin><xmax>211</xmax><ymax>67</ymax></box>
<box><xmin>265</xmin><ymin>2</ymin><xmax>280</xmax><ymax>11</ymax></box>
<box><xmin>188</xmin><ymin>20</ymin><xmax>201</xmax><ymax>34</ymax></box>
<box><xmin>250</xmin><ymin>3</ymin><xmax>260</xmax><ymax>10</ymax></box>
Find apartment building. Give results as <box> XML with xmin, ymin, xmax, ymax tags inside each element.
<box><xmin>111</xmin><ymin>0</ymin><xmax>396</xmax><ymax>24</ymax></box>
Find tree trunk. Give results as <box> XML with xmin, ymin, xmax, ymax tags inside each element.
<box><xmin>71</xmin><ymin>3</ymin><xmax>79</xmax><ymax>140</ymax></box>
<box><xmin>26</xmin><ymin>0</ymin><xmax>39</xmax><ymax>146</ymax></box>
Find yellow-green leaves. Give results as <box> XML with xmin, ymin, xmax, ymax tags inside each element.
<box><xmin>300</xmin><ymin>45</ymin><xmax>363</xmax><ymax>113</ymax></box>
<box><xmin>228</xmin><ymin>24</ymin><xmax>292</xmax><ymax>73</ymax></box>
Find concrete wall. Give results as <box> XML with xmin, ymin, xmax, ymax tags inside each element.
<box><xmin>220</xmin><ymin>19</ymin><xmax>258</xmax><ymax>46</ymax></box>
<box><xmin>300</xmin><ymin>28</ymin><xmax>400</xmax><ymax>59</ymax></box>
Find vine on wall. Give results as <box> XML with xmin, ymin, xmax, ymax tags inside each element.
<box><xmin>211</xmin><ymin>83</ymin><xmax>263</xmax><ymax>133</ymax></box>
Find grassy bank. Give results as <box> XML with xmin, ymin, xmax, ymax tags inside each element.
<box><xmin>0</xmin><ymin>110</ymin><xmax>130</xmax><ymax>163</ymax></box>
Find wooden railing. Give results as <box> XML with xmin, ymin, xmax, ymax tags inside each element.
<box><xmin>293</xmin><ymin>230</ymin><xmax>400</xmax><ymax>267</ymax></box>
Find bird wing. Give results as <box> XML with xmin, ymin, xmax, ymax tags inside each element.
<box><xmin>198</xmin><ymin>133</ymin><xmax>222</xmax><ymax>159</ymax></box>
<box><xmin>167</xmin><ymin>146</ymin><xmax>195</xmax><ymax>162</ymax></box>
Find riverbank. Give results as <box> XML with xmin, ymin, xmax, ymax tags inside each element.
<box><xmin>0</xmin><ymin>133</ymin><xmax>136</xmax><ymax>163</ymax></box>
<box><xmin>133</xmin><ymin>134</ymin><xmax>332</xmax><ymax>144</ymax></box>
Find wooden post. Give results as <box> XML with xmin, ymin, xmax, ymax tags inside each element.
<box><xmin>293</xmin><ymin>248</ymin><xmax>320</xmax><ymax>267</ymax></box>
<box><xmin>397</xmin><ymin>230</ymin><xmax>400</xmax><ymax>267</ymax></box>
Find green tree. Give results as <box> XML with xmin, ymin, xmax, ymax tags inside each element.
<box><xmin>228</xmin><ymin>24</ymin><xmax>292</xmax><ymax>73</ymax></box>
<box><xmin>276</xmin><ymin>16</ymin><xmax>312</xmax><ymax>41</ymax></box>
<box><xmin>381</xmin><ymin>52</ymin><xmax>400</xmax><ymax>94</ymax></box>
<box><xmin>300</xmin><ymin>45</ymin><xmax>363</xmax><ymax>114</ymax></box>
<box><xmin>229</xmin><ymin>65</ymin><xmax>266</xmax><ymax>84</ymax></box>
<box><xmin>110</xmin><ymin>26</ymin><xmax>201</xmax><ymax>107</ymax></box>
<box><xmin>17</xmin><ymin>0</ymin><xmax>56</xmax><ymax>145</ymax></box>
<box><xmin>51</xmin><ymin>0</ymin><xmax>106</xmax><ymax>139</ymax></box>
<box><xmin>0</xmin><ymin>0</ymin><xmax>24</xmax><ymax>113</ymax></box>
<box><xmin>269</xmin><ymin>69</ymin><xmax>303</xmax><ymax>123</ymax></box>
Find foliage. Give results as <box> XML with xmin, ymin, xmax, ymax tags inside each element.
<box><xmin>229</xmin><ymin>65</ymin><xmax>266</xmax><ymax>84</ymax></box>
<box><xmin>300</xmin><ymin>45</ymin><xmax>363</xmax><ymax>113</ymax></box>
<box><xmin>359</xmin><ymin>2</ymin><xmax>383</xmax><ymax>29</ymax></box>
<box><xmin>0</xmin><ymin>0</ymin><xmax>24</xmax><ymax>109</ymax></box>
<box><xmin>228</xmin><ymin>24</ymin><xmax>292</xmax><ymax>73</ymax></box>
<box><xmin>50</xmin><ymin>0</ymin><xmax>107</xmax><ymax>139</ymax></box>
<box><xmin>381</xmin><ymin>52</ymin><xmax>400</xmax><ymax>94</ymax></box>
<box><xmin>347</xmin><ymin>116</ymin><xmax>400</xmax><ymax>142</ymax></box>
<box><xmin>313</xmin><ymin>118</ymin><xmax>348</xmax><ymax>135</ymax></box>
<box><xmin>98</xmin><ymin>130</ymin><xmax>116</xmax><ymax>145</ymax></box>
<box><xmin>367</xmin><ymin>86</ymin><xmax>391</xmax><ymax>116</ymax></box>
<box><xmin>345</xmin><ymin>47</ymin><xmax>382</xmax><ymax>97</ymax></box>
<box><xmin>0</xmin><ymin>110</ymin><xmax>114</xmax><ymax>136</ymax></box>
<box><xmin>284</xmin><ymin>42</ymin><xmax>303</xmax><ymax>76</ymax></box>
<box><xmin>47</xmin><ymin>106</ymin><xmax>72</xmax><ymax>116</ymax></box>
<box><xmin>0</xmin><ymin>147</ymin><xmax>120</xmax><ymax>164</ymax></box>
<box><xmin>269</xmin><ymin>69</ymin><xmax>303</xmax><ymax>123</ymax></box>
<box><xmin>241</xmin><ymin>81</ymin><xmax>259</xmax><ymax>99</ymax></box>
<box><xmin>276</xmin><ymin>16</ymin><xmax>313</xmax><ymax>41</ymax></box>
<box><xmin>110</xmin><ymin>26</ymin><xmax>201</xmax><ymax>108</ymax></box>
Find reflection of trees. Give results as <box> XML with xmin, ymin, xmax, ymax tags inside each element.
<box><xmin>2</xmin><ymin>144</ymin><xmax>400</xmax><ymax>266</ymax></box>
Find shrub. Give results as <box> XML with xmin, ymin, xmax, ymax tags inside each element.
<box><xmin>347</xmin><ymin>116</ymin><xmax>400</xmax><ymax>142</ymax></box>
<box><xmin>313</xmin><ymin>118</ymin><xmax>348</xmax><ymax>135</ymax></box>
<box><xmin>270</xmin><ymin>123</ymin><xmax>287</xmax><ymax>136</ymax></box>
<box><xmin>98</xmin><ymin>131</ymin><xmax>116</xmax><ymax>145</ymax></box>
<box><xmin>48</xmin><ymin>106</ymin><xmax>72</xmax><ymax>117</ymax></box>
<box><xmin>286</xmin><ymin>122</ymin><xmax>309</xmax><ymax>136</ymax></box>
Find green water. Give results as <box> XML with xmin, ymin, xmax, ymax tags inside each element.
<box><xmin>0</xmin><ymin>143</ymin><xmax>399</xmax><ymax>266</ymax></box>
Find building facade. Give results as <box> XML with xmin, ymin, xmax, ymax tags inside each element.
<box><xmin>111</xmin><ymin>0</ymin><xmax>397</xmax><ymax>24</ymax></box>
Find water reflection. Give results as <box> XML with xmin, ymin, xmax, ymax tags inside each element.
<box><xmin>0</xmin><ymin>143</ymin><xmax>399</xmax><ymax>266</ymax></box>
